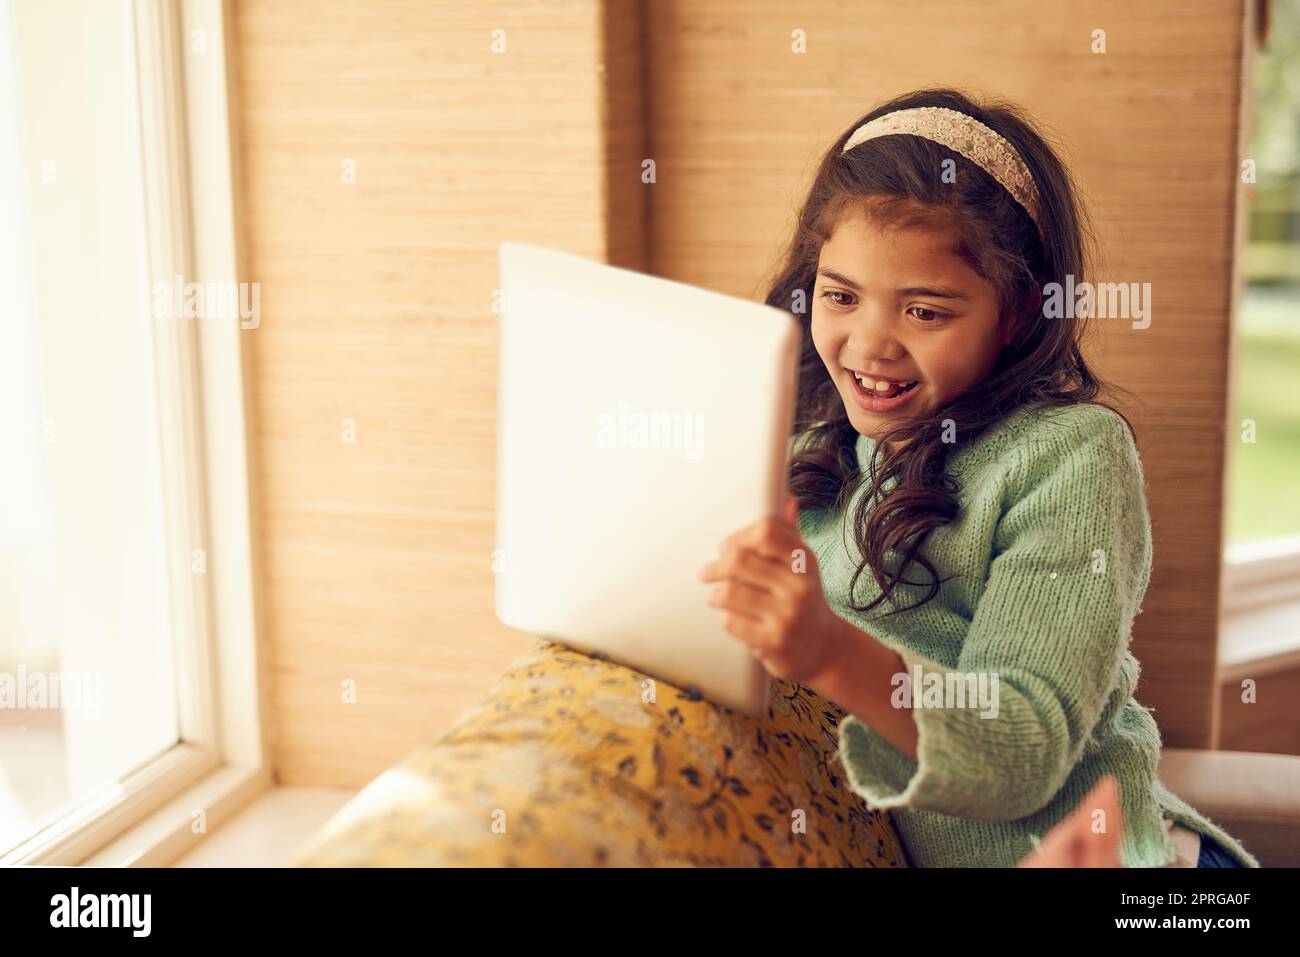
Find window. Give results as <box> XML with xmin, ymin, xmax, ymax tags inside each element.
<box><xmin>1222</xmin><ymin>0</ymin><xmax>1300</xmax><ymax>618</ymax></box>
<box><xmin>0</xmin><ymin>0</ymin><xmax>264</xmax><ymax>865</ymax></box>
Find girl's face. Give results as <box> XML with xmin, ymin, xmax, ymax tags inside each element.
<box><xmin>811</xmin><ymin>204</ymin><xmax>1016</xmax><ymax>441</ymax></box>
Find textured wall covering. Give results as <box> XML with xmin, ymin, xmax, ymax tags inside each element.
<box><xmin>232</xmin><ymin>1</ymin><xmax>1253</xmax><ymax>786</ymax></box>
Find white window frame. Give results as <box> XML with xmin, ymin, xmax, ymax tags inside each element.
<box><xmin>1</xmin><ymin>0</ymin><xmax>268</xmax><ymax>867</ymax></box>
<box><xmin>1222</xmin><ymin>537</ymin><xmax>1300</xmax><ymax>615</ymax></box>
<box><xmin>1216</xmin><ymin>1</ymin><xmax>1300</xmax><ymax>663</ymax></box>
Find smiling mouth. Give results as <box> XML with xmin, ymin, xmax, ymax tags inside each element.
<box><xmin>847</xmin><ymin>370</ymin><xmax>919</xmax><ymax>398</ymax></box>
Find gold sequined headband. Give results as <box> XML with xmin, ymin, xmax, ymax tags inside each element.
<box><xmin>841</xmin><ymin>106</ymin><xmax>1044</xmax><ymax>238</ymax></box>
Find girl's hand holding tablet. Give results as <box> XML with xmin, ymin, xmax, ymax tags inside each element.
<box><xmin>697</xmin><ymin>493</ymin><xmax>847</xmax><ymax>686</ymax></box>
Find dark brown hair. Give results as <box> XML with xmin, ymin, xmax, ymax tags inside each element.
<box><xmin>766</xmin><ymin>88</ymin><xmax>1140</xmax><ymax>618</ymax></box>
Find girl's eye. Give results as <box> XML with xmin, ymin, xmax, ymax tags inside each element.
<box><xmin>820</xmin><ymin>289</ymin><xmax>855</xmax><ymax>308</ymax></box>
<box><xmin>907</xmin><ymin>305</ymin><xmax>948</xmax><ymax>323</ymax></box>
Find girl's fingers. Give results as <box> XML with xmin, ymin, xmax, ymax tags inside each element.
<box><xmin>707</xmin><ymin>578</ymin><xmax>783</xmax><ymax>621</ymax></box>
<box><xmin>699</xmin><ymin>546</ymin><xmax>792</xmax><ymax>596</ymax></box>
<box><xmin>1086</xmin><ymin>776</ymin><xmax>1123</xmax><ymax>866</ymax></box>
<box><xmin>722</xmin><ymin>516</ymin><xmax>801</xmax><ymax>560</ymax></box>
<box><xmin>1020</xmin><ymin>775</ymin><xmax>1124</xmax><ymax>868</ymax></box>
<box><xmin>717</xmin><ymin>608</ymin><xmax>771</xmax><ymax>653</ymax></box>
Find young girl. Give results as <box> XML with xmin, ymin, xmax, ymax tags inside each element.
<box><xmin>697</xmin><ymin>88</ymin><xmax>1258</xmax><ymax>868</ymax></box>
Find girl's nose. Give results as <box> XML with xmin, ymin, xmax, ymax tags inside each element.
<box><xmin>846</xmin><ymin>308</ymin><xmax>906</xmax><ymax>362</ymax></box>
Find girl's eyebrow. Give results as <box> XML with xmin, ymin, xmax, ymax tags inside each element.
<box><xmin>818</xmin><ymin>268</ymin><xmax>970</xmax><ymax>301</ymax></box>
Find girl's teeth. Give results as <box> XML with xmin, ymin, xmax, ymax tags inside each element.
<box><xmin>855</xmin><ymin>374</ymin><xmax>915</xmax><ymax>396</ymax></box>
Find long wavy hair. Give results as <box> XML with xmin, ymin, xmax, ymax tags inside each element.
<box><xmin>767</xmin><ymin>88</ymin><xmax>1141</xmax><ymax>618</ymax></box>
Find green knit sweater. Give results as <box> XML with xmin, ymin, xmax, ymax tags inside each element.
<box><xmin>794</xmin><ymin>401</ymin><xmax>1260</xmax><ymax>868</ymax></box>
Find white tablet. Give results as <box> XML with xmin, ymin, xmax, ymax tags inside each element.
<box><xmin>494</xmin><ymin>241</ymin><xmax>800</xmax><ymax>717</ymax></box>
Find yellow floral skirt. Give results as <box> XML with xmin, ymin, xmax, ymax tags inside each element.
<box><xmin>293</xmin><ymin>638</ymin><xmax>909</xmax><ymax>867</ymax></box>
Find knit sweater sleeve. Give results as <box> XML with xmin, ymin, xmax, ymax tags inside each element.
<box><xmin>836</xmin><ymin>406</ymin><xmax>1154</xmax><ymax>821</ymax></box>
